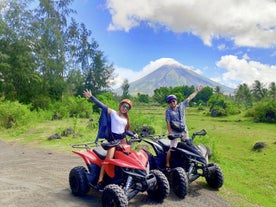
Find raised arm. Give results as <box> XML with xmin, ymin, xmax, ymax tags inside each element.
<box><xmin>186</xmin><ymin>85</ymin><xmax>204</xmax><ymax>102</ymax></box>
<box><xmin>83</xmin><ymin>89</ymin><xmax>107</xmax><ymax>109</ymax></box>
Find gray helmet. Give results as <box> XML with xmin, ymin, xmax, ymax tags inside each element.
<box><xmin>166</xmin><ymin>94</ymin><xmax>177</xmax><ymax>103</ymax></box>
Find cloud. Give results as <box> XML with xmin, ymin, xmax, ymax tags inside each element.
<box><xmin>216</xmin><ymin>55</ymin><xmax>276</xmax><ymax>87</ymax></box>
<box><xmin>106</xmin><ymin>0</ymin><xmax>276</xmax><ymax>48</ymax></box>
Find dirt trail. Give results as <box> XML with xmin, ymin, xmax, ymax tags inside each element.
<box><xmin>0</xmin><ymin>140</ymin><xmax>232</xmax><ymax>207</ymax></box>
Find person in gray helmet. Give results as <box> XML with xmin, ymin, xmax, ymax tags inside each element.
<box><xmin>165</xmin><ymin>86</ymin><xmax>204</xmax><ymax>172</ymax></box>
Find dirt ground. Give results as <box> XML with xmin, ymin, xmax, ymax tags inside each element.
<box><xmin>0</xmin><ymin>139</ymin><xmax>233</xmax><ymax>207</ymax></box>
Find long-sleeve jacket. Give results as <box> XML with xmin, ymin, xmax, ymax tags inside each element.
<box><xmin>89</xmin><ymin>96</ymin><xmax>112</xmax><ymax>142</ymax></box>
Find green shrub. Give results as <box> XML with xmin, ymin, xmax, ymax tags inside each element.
<box><xmin>247</xmin><ymin>100</ymin><xmax>276</xmax><ymax>123</ymax></box>
<box><xmin>225</xmin><ymin>102</ymin><xmax>241</xmax><ymax>115</ymax></box>
<box><xmin>49</xmin><ymin>96</ymin><xmax>92</xmax><ymax>119</ymax></box>
<box><xmin>208</xmin><ymin>94</ymin><xmax>240</xmax><ymax>117</ymax></box>
<box><xmin>65</xmin><ymin>96</ymin><xmax>92</xmax><ymax>118</ymax></box>
<box><xmin>0</xmin><ymin>100</ymin><xmax>34</xmax><ymax>128</ymax></box>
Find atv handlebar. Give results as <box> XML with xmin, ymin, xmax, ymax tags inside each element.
<box><xmin>127</xmin><ymin>136</ymin><xmax>142</xmax><ymax>145</ymax></box>
<box><xmin>142</xmin><ymin>129</ymin><xmax>207</xmax><ymax>141</ymax></box>
<box><xmin>72</xmin><ymin>135</ymin><xmax>141</xmax><ymax>150</ymax></box>
<box><xmin>191</xmin><ymin>129</ymin><xmax>207</xmax><ymax>140</ymax></box>
<box><xmin>71</xmin><ymin>142</ymin><xmax>96</xmax><ymax>150</ymax></box>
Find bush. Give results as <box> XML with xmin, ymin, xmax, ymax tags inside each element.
<box><xmin>49</xmin><ymin>96</ymin><xmax>92</xmax><ymax>119</ymax></box>
<box><xmin>247</xmin><ymin>101</ymin><xmax>276</xmax><ymax>123</ymax></box>
<box><xmin>0</xmin><ymin>100</ymin><xmax>34</xmax><ymax>128</ymax></box>
<box><xmin>208</xmin><ymin>94</ymin><xmax>240</xmax><ymax>117</ymax></box>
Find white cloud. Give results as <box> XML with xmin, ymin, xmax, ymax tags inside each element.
<box><xmin>106</xmin><ymin>0</ymin><xmax>276</xmax><ymax>48</ymax></box>
<box><xmin>216</xmin><ymin>55</ymin><xmax>276</xmax><ymax>88</ymax></box>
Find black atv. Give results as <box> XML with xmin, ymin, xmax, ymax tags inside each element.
<box><xmin>143</xmin><ymin>129</ymin><xmax>224</xmax><ymax>191</ymax></box>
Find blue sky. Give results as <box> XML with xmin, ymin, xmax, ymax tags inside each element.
<box><xmin>71</xmin><ymin>0</ymin><xmax>276</xmax><ymax>89</ymax></box>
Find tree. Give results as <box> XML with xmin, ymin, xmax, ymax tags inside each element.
<box><xmin>137</xmin><ymin>93</ymin><xmax>150</xmax><ymax>103</ymax></box>
<box><xmin>75</xmin><ymin>23</ymin><xmax>115</xmax><ymax>96</ymax></box>
<box><xmin>33</xmin><ymin>0</ymin><xmax>74</xmax><ymax>101</ymax></box>
<box><xmin>0</xmin><ymin>0</ymin><xmax>41</xmax><ymax>104</ymax></box>
<box><xmin>0</xmin><ymin>0</ymin><xmax>115</xmax><ymax>107</ymax></box>
<box><xmin>197</xmin><ymin>86</ymin><xmax>213</xmax><ymax>104</ymax></box>
<box><xmin>208</xmin><ymin>94</ymin><xmax>227</xmax><ymax>116</ymax></box>
<box><xmin>251</xmin><ymin>80</ymin><xmax>267</xmax><ymax>101</ymax></box>
<box><xmin>214</xmin><ymin>86</ymin><xmax>223</xmax><ymax>94</ymax></box>
<box><xmin>121</xmin><ymin>79</ymin><xmax>130</xmax><ymax>99</ymax></box>
<box><xmin>153</xmin><ymin>87</ymin><xmax>170</xmax><ymax>104</ymax></box>
<box><xmin>235</xmin><ymin>83</ymin><xmax>252</xmax><ymax>108</ymax></box>
<box><xmin>268</xmin><ymin>82</ymin><xmax>276</xmax><ymax>100</ymax></box>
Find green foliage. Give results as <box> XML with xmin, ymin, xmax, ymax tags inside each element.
<box><xmin>0</xmin><ymin>0</ymin><xmax>114</xmax><ymax>108</ymax></box>
<box><xmin>246</xmin><ymin>100</ymin><xmax>276</xmax><ymax>123</ymax></box>
<box><xmin>91</xmin><ymin>92</ymin><xmax>118</xmax><ymax>113</ymax></box>
<box><xmin>225</xmin><ymin>101</ymin><xmax>241</xmax><ymax>115</ymax></box>
<box><xmin>0</xmin><ymin>99</ymin><xmax>34</xmax><ymax>128</ymax></box>
<box><xmin>50</xmin><ymin>96</ymin><xmax>92</xmax><ymax>118</ymax></box>
<box><xmin>121</xmin><ymin>79</ymin><xmax>130</xmax><ymax>99</ymax></box>
<box><xmin>153</xmin><ymin>85</ymin><xmax>212</xmax><ymax>106</ymax></box>
<box><xmin>137</xmin><ymin>93</ymin><xmax>150</xmax><ymax>103</ymax></box>
<box><xmin>208</xmin><ymin>94</ymin><xmax>227</xmax><ymax>117</ymax></box>
<box><xmin>208</xmin><ymin>94</ymin><xmax>240</xmax><ymax>117</ymax></box>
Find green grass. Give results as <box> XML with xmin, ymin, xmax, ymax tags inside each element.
<box><xmin>0</xmin><ymin>105</ymin><xmax>275</xmax><ymax>207</ymax></box>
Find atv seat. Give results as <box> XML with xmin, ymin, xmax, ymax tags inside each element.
<box><xmin>93</xmin><ymin>145</ymin><xmax>107</xmax><ymax>160</ymax></box>
<box><xmin>158</xmin><ymin>139</ymin><xmax>170</xmax><ymax>151</ymax></box>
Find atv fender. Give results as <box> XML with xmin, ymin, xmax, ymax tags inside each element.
<box><xmin>103</xmin><ymin>157</ymin><xmax>148</xmax><ymax>178</ymax></box>
<box><xmin>73</xmin><ymin>150</ymin><xmax>102</xmax><ymax>167</ymax></box>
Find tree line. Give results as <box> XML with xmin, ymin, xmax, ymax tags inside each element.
<box><xmin>0</xmin><ymin>0</ymin><xmax>115</xmax><ymax>109</ymax></box>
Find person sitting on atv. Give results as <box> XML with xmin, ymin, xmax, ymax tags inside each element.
<box><xmin>83</xmin><ymin>89</ymin><xmax>138</xmax><ymax>188</ymax></box>
<box><xmin>165</xmin><ymin>86</ymin><xmax>204</xmax><ymax>172</ymax></box>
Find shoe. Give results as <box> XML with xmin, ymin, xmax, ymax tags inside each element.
<box><xmin>96</xmin><ymin>181</ymin><xmax>104</xmax><ymax>190</ymax></box>
<box><xmin>92</xmin><ymin>181</ymin><xmax>104</xmax><ymax>191</ymax></box>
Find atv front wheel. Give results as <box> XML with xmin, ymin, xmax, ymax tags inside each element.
<box><xmin>102</xmin><ymin>184</ymin><xmax>128</xmax><ymax>207</ymax></box>
<box><xmin>147</xmin><ymin>169</ymin><xmax>170</xmax><ymax>201</ymax></box>
<box><xmin>205</xmin><ymin>163</ymin><xmax>224</xmax><ymax>189</ymax></box>
<box><xmin>69</xmin><ymin>166</ymin><xmax>89</xmax><ymax>196</ymax></box>
<box><xmin>171</xmin><ymin>167</ymin><xmax>189</xmax><ymax>199</ymax></box>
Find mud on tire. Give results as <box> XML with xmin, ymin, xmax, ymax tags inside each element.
<box><xmin>171</xmin><ymin>167</ymin><xmax>189</xmax><ymax>199</ymax></box>
<box><xmin>205</xmin><ymin>163</ymin><xmax>224</xmax><ymax>189</ymax></box>
<box><xmin>69</xmin><ymin>166</ymin><xmax>89</xmax><ymax>196</ymax></box>
<box><xmin>102</xmin><ymin>184</ymin><xmax>128</xmax><ymax>207</ymax></box>
<box><xmin>147</xmin><ymin>169</ymin><xmax>170</xmax><ymax>201</ymax></box>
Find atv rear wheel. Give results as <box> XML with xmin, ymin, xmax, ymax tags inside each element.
<box><xmin>147</xmin><ymin>169</ymin><xmax>170</xmax><ymax>201</ymax></box>
<box><xmin>171</xmin><ymin>167</ymin><xmax>189</xmax><ymax>199</ymax></box>
<box><xmin>205</xmin><ymin>163</ymin><xmax>224</xmax><ymax>189</ymax></box>
<box><xmin>69</xmin><ymin>166</ymin><xmax>89</xmax><ymax>196</ymax></box>
<box><xmin>102</xmin><ymin>184</ymin><xmax>128</xmax><ymax>207</ymax></box>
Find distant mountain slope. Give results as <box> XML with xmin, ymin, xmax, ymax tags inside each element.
<box><xmin>126</xmin><ymin>62</ymin><xmax>234</xmax><ymax>95</ymax></box>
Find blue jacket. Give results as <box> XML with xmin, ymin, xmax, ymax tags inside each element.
<box><xmin>89</xmin><ymin>96</ymin><xmax>112</xmax><ymax>143</ymax></box>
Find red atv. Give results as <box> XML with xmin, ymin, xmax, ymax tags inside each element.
<box><xmin>69</xmin><ymin>137</ymin><xmax>170</xmax><ymax>207</ymax></box>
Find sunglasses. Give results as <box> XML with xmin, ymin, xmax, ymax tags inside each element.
<box><xmin>122</xmin><ymin>104</ymin><xmax>130</xmax><ymax>110</ymax></box>
<box><xmin>168</xmin><ymin>99</ymin><xmax>176</xmax><ymax>104</ymax></box>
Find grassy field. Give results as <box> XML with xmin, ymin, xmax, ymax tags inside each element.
<box><xmin>1</xmin><ymin>105</ymin><xmax>275</xmax><ymax>207</ymax></box>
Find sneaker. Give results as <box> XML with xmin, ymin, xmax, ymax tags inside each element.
<box><xmin>96</xmin><ymin>181</ymin><xmax>105</xmax><ymax>190</ymax></box>
<box><xmin>91</xmin><ymin>181</ymin><xmax>104</xmax><ymax>191</ymax></box>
